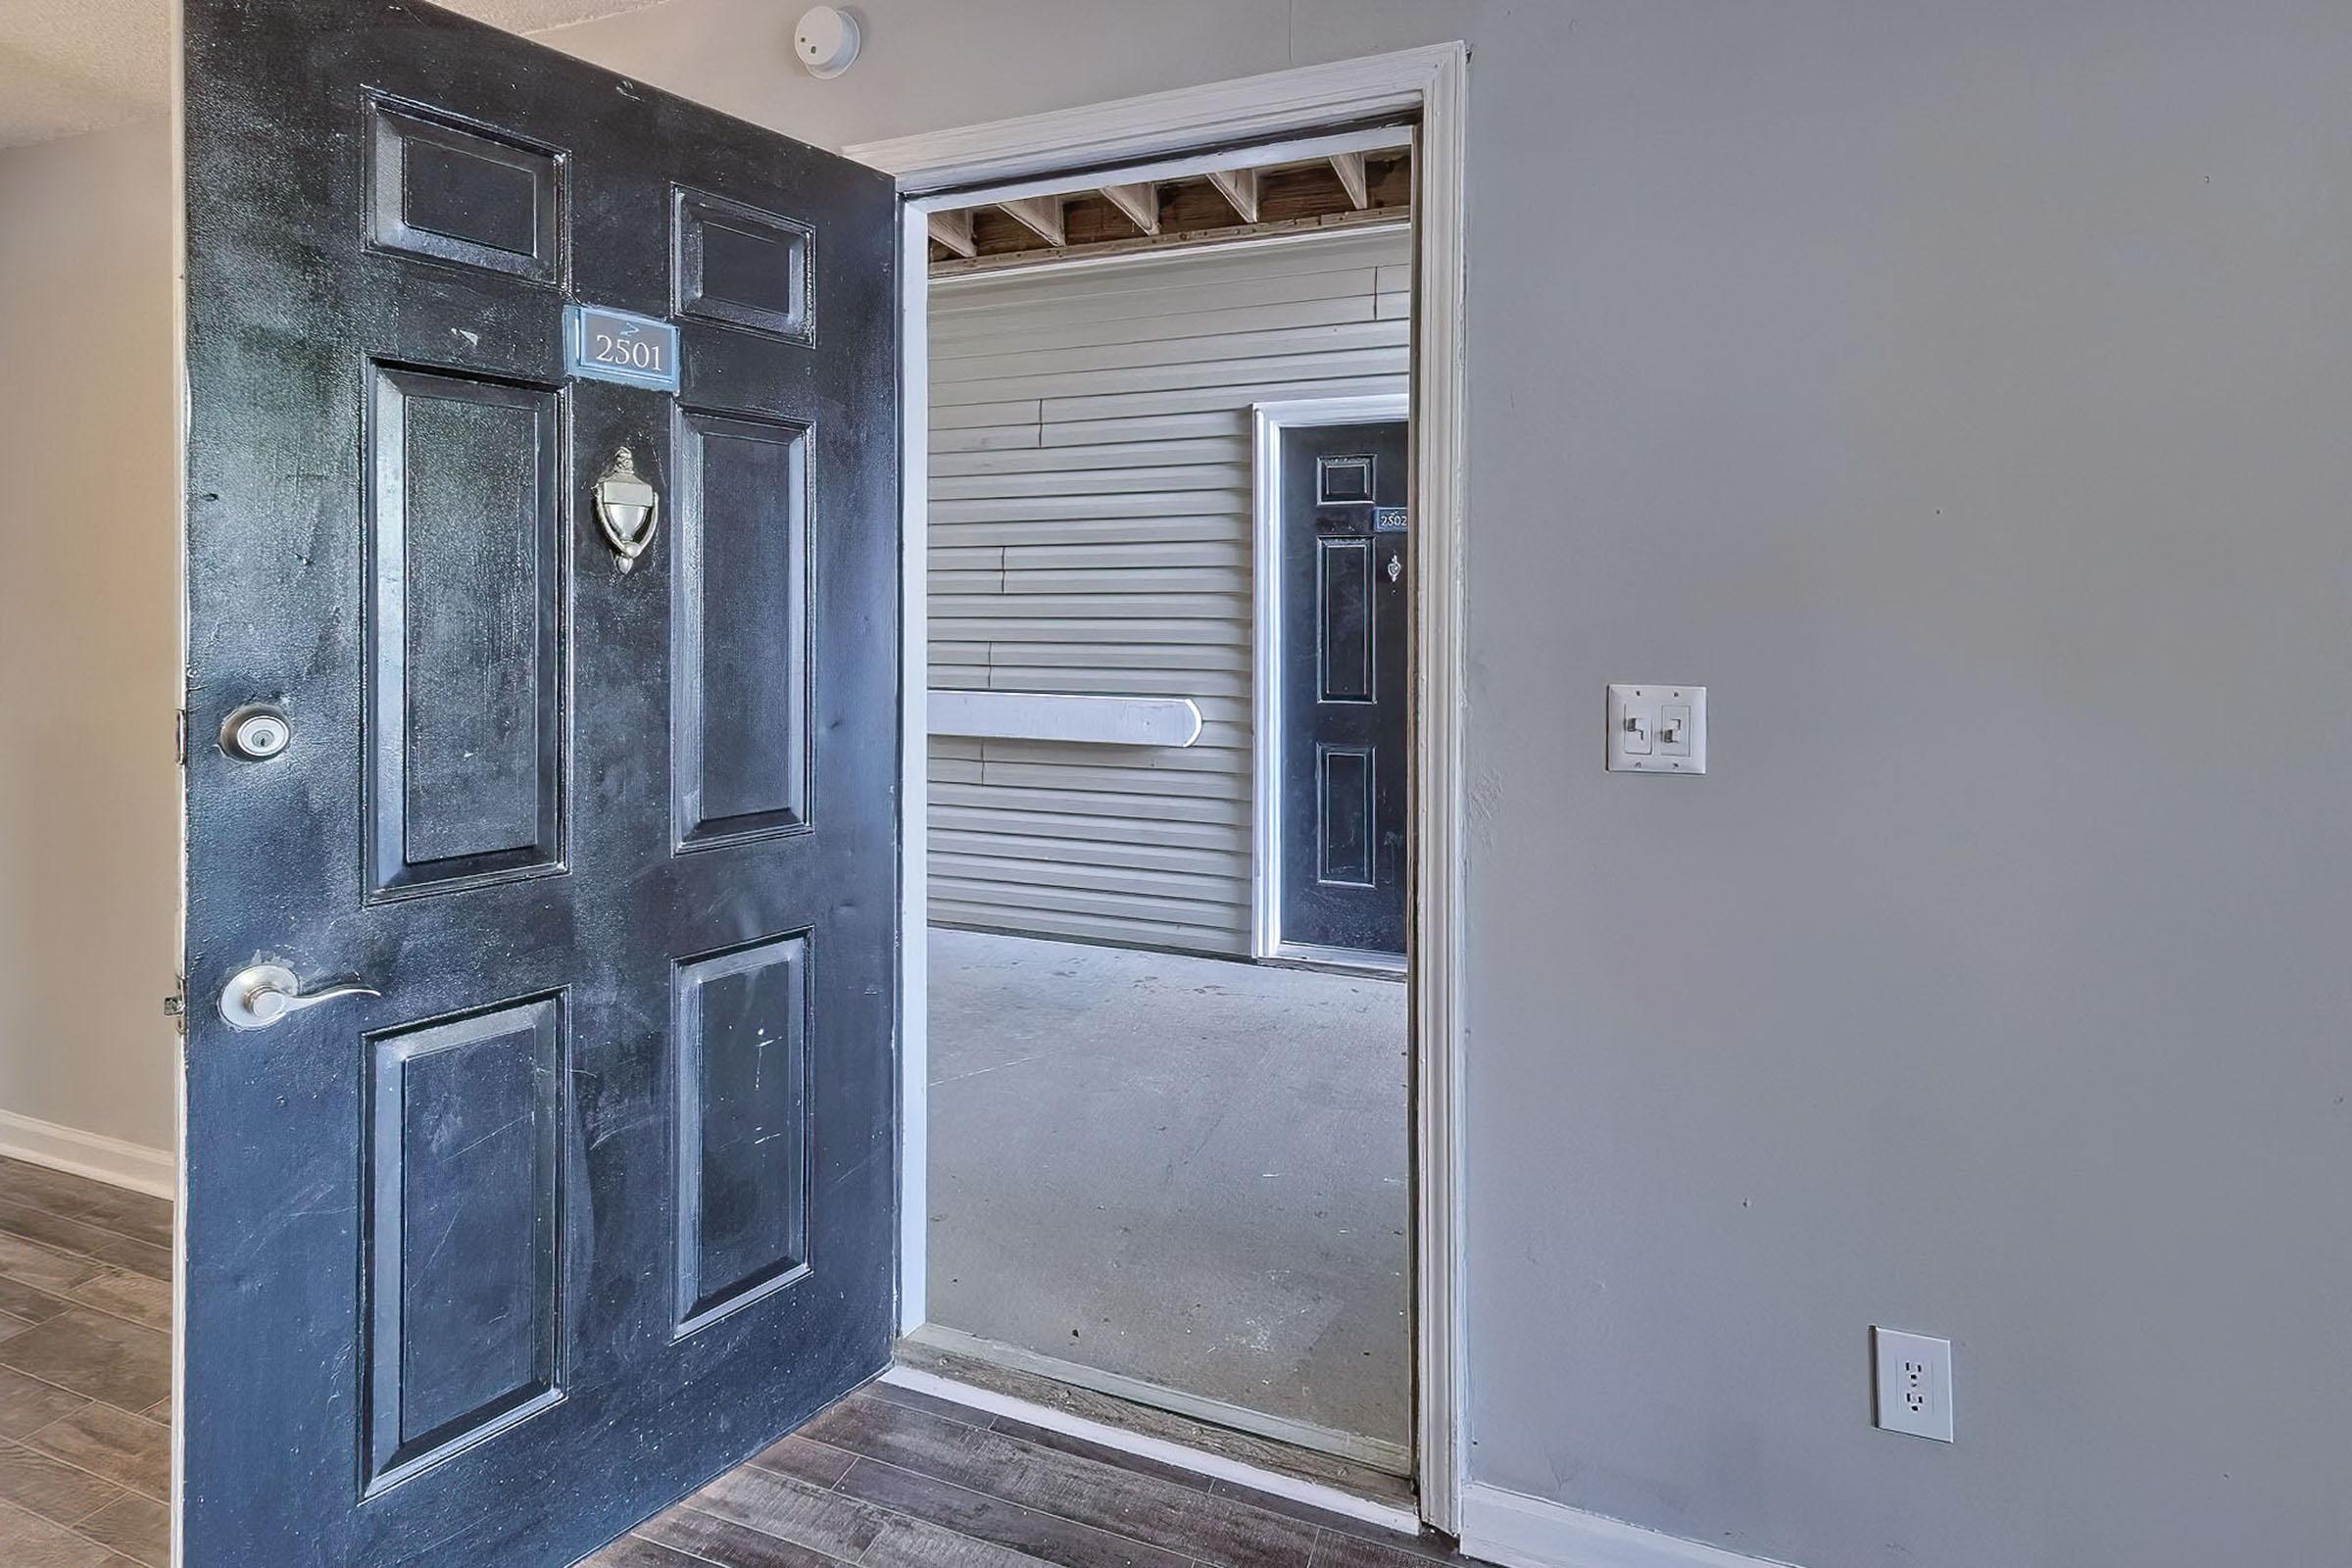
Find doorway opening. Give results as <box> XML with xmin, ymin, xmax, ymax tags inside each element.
<box><xmin>922</xmin><ymin>135</ymin><xmax>1416</xmax><ymax>1491</ymax></box>
<box><xmin>853</xmin><ymin>44</ymin><xmax>1469</xmax><ymax>1532</ymax></box>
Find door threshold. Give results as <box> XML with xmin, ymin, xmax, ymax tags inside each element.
<box><xmin>894</xmin><ymin>1326</ymin><xmax>1418</xmax><ymax>1531</ymax></box>
<box><xmin>1268</xmin><ymin>941</ymin><xmax>1407</xmax><ymax>979</ymax></box>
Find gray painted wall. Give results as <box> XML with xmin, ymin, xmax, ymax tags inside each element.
<box><xmin>0</xmin><ymin>120</ymin><xmax>178</xmax><ymax>1157</ymax></box>
<box><xmin>928</xmin><ymin>230</ymin><xmax>1412</xmax><ymax>955</ymax></box>
<box><xmin>546</xmin><ymin>4</ymin><xmax>2352</xmax><ymax>1563</ymax></box>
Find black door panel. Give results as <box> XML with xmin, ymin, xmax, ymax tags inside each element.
<box><xmin>180</xmin><ymin>1</ymin><xmax>899</xmax><ymax>1561</ymax></box>
<box><xmin>1278</xmin><ymin>421</ymin><xmax>1407</xmax><ymax>956</ymax></box>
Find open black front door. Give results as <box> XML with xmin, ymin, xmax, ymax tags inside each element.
<box><xmin>179</xmin><ymin>1</ymin><xmax>898</xmax><ymax>1561</ymax></box>
<box><xmin>1278</xmin><ymin>420</ymin><xmax>1408</xmax><ymax>959</ymax></box>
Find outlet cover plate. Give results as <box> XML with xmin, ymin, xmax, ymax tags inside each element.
<box><xmin>1874</xmin><ymin>1326</ymin><xmax>1954</xmax><ymax>1443</ymax></box>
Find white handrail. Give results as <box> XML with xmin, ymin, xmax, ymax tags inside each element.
<box><xmin>926</xmin><ymin>690</ymin><xmax>1202</xmax><ymax>747</ymax></box>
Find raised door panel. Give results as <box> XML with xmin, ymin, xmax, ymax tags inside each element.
<box><xmin>673</xmin><ymin>187</ymin><xmax>815</xmax><ymax>343</ymax></box>
<box><xmin>1316</xmin><ymin>452</ymin><xmax>1374</xmax><ymax>505</ymax></box>
<box><xmin>1317</xmin><ymin>744</ymin><xmax>1375</xmax><ymax>888</ymax></box>
<box><xmin>367</xmin><ymin>98</ymin><xmax>568</xmax><ymax>283</ymax></box>
<box><xmin>1316</xmin><ymin>535</ymin><xmax>1374</xmax><ymax>703</ymax></box>
<box><xmin>365</xmin><ymin>995</ymin><xmax>566</xmax><ymax>1492</ymax></box>
<box><xmin>672</xmin><ymin>409</ymin><xmax>811</xmax><ymax>848</ymax></box>
<box><xmin>366</xmin><ymin>367</ymin><xmax>565</xmax><ymax>897</ymax></box>
<box><xmin>673</xmin><ymin>935</ymin><xmax>811</xmax><ymax>1336</ymax></box>
<box><xmin>367</xmin><ymin>98</ymin><xmax>564</xmax><ymax>283</ymax></box>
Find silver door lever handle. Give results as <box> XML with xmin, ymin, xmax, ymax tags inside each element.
<box><xmin>219</xmin><ymin>964</ymin><xmax>381</xmax><ymax>1032</ymax></box>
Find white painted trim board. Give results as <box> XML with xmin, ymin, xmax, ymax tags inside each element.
<box><xmin>846</xmin><ymin>48</ymin><xmax>1457</xmax><ymax>191</ymax></box>
<box><xmin>1459</xmin><ymin>1485</ymin><xmax>1807</xmax><ymax>1568</ymax></box>
<box><xmin>896</xmin><ymin>197</ymin><xmax>932</xmax><ymax>1339</ymax></box>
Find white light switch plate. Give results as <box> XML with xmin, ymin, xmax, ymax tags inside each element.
<box><xmin>1874</xmin><ymin>1327</ymin><xmax>1954</xmax><ymax>1443</ymax></box>
<box><xmin>1607</xmin><ymin>684</ymin><xmax>1706</xmax><ymax>773</ymax></box>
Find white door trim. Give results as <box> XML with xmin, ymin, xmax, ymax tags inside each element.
<box><xmin>1250</xmin><ymin>393</ymin><xmax>1411</xmax><ymax>972</ymax></box>
<box><xmin>850</xmin><ymin>40</ymin><xmax>1471</xmax><ymax>1535</ymax></box>
<box><xmin>846</xmin><ymin>47</ymin><xmax>1459</xmax><ymax>192</ymax></box>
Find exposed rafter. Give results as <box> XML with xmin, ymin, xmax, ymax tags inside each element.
<box><xmin>1328</xmin><ymin>150</ymin><xmax>1370</xmax><ymax>210</ymax></box>
<box><xmin>1099</xmin><ymin>181</ymin><xmax>1160</xmax><ymax>236</ymax></box>
<box><xmin>1206</xmin><ymin>167</ymin><xmax>1258</xmax><ymax>224</ymax></box>
<box><xmin>996</xmin><ymin>194</ymin><xmax>1066</xmax><ymax>247</ymax></box>
<box><xmin>927</xmin><ymin>208</ymin><xmax>977</xmax><ymax>259</ymax></box>
<box><xmin>925</xmin><ymin>143</ymin><xmax>1412</xmax><ymax>270</ymax></box>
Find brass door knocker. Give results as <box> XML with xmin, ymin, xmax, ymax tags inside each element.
<box><xmin>594</xmin><ymin>445</ymin><xmax>659</xmax><ymax>571</ymax></box>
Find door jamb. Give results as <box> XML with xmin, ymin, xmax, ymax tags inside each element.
<box><xmin>1250</xmin><ymin>393</ymin><xmax>1411</xmax><ymax>973</ymax></box>
<box><xmin>848</xmin><ymin>41</ymin><xmax>1471</xmax><ymax>1535</ymax></box>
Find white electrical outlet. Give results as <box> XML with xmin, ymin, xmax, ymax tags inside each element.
<box><xmin>1874</xmin><ymin>1327</ymin><xmax>1954</xmax><ymax>1442</ymax></box>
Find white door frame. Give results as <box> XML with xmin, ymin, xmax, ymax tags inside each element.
<box><xmin>1250</xmin><ymin>393</ymin><xmax>1413</xmax><ymax>974</ymax></box>
<box><xmin>847</xmin><ymin>41</ymin><xmax>1471</xmax><ymax>1535</ymax></box>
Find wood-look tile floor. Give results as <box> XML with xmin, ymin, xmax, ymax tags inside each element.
<box><xmin>587</xmin><ymin>1381</ymin><xmax>1475</xmax><ymax>1568</ymax></box>
<box><xmin>0</xmin><ymin>1157</ymin><xmax>172</xmax><ymax>1568</ymax></box>
<box><xmin>0</xmin><ymin>1160</ymin><xmax>1466</xmax><ymax>1568</ymax></box>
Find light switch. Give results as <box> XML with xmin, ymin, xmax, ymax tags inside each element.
<box><xmin>1607</xmin><ymin>685</ymin><xmax>1706</xmax><ymax>773</ymax></box>
<box><xmin>1658</xmin><ymin>702</ymin><xmax>1692</xmax><ymax>757</ymax></box>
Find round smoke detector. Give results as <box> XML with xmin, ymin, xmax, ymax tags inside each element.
<box><xmin>795</xmin><ymin>7</ymin><xmax>861</xmax><ymax>78</ymax></box>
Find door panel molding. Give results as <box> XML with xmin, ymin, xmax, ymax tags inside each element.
<box><xmin>858</xmin><ymin>39</ymin><xmax>1469</xmax><ymax>1534</ymax></box>
<box><xmin>670</xmin><ymin>405</ymin><xmax>814</xmax><ymax>851</ymax></box>
<box><xmin>672</xmin><ymin>187</ymin><xmax>817</xmax><ymax>345</ymax></box>
<box><xmin>363</xmin><ymin>992</ymin><xmax>568</xmax><ymax>1494</ymax></box>
<box><xmin>364</xmin><ymin>364</ymin><xmax>568</xmax><ymax>900</ymax></box>
<box><xmin>1316</xmin><ymin>534</ymin><xmax>1377</xmax><ymax>704</ymax></box>
<box><xmin>365</xmin><ymin>96</ymin><xmax>568</xmax><ymax>285</ymax></box>
<box><xmin>671</xmin><ymin>932</ymin><xmax>813</xmax><ymax>1339</ymax></box>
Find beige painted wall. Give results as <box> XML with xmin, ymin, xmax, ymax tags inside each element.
<box><xmin>0</xmin><ymin>119</ymin><xmax>178</xmax><ymax>1157</ymax></box>
<box><xmin>539</xmin><ymin>5</ymin><xmax>2352</xmax><ymax>1565</ymax></box>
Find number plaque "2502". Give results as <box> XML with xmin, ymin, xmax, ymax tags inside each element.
<box><xmin>564</xmin><ymin>303</ymin><xmax>681</xmax><ymax>392</ymax></box>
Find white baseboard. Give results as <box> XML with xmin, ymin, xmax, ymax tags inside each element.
<box><xmin>1459</xmin><ymin>1485</ymin><xmax>1802</xmax><ymax>1568</ymax></box>
<box><xmin>0</xmin><ymin>1108</ymin><xmax>173</xmax><ymax>1200</ymax></box>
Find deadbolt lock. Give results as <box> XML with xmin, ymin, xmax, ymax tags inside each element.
<box><xmin>220</xmin><ymin>705</ymin><xmax>292</xmax><ymax>760</ymax></box>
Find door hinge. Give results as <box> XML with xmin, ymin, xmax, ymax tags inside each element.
<box><xmin>173</xmin><ymin>709</ymin><xmax>188</xmax><ymax>766</ymax></box>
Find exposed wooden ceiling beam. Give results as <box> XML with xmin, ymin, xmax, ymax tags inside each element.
<box><xmin>1328</xmin><ymin>150</ymin><xmax>1370</xmax><ymax>210</ymax></box>
<box><xmin>1206</xmin><ymin>167</ymin><xmax>1258</xmax><ymax>224</ymax></box>
<box><xmin>927</xmin><ymin>208</ymin><xmax>977</xmax><ymax>259</ymax></box>
<box><xmin>996</xmin><ymin>194</ymin><xmax>1066</xmax><ymax>247</ymax></box>
<box><xmin>1099</xmin><ymin>181</ymin><xmax>1159</xmax><ymax>236</ymax></box>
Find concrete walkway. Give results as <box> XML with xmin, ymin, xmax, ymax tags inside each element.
<box><xmin>926</xmin><ymin>928</ymin><xmax>1411</xmax><ymax>1449</ymax></box>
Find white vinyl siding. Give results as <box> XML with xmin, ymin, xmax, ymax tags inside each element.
<box><xmin>927</xmin><ymin>227</ymin><xmax>1413</xmax><ymax>954</ymax></box>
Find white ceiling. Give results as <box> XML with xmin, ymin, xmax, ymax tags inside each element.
<box><xmin>0</xmin><ymin>0</ymin><xmax>676</xmax><ymax>149</ymax></box>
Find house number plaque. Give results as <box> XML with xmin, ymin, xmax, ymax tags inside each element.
<box><xmin>564</xmin><ymin>303</ymin><xmax>680</xmax><ymax>391</ymax></box>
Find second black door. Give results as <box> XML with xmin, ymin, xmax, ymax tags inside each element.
<box><xmin>1277</xmin><ymin>420</ymin><xmax>1408</xmax><ymax>958</ymax></box>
